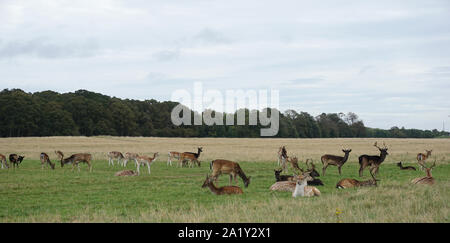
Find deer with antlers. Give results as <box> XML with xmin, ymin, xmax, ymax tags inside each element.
<box><xmin>136</xmin><ymin>152</ymin><xmax>159</xmax><ymax>175</ymax></box>
<box><xmin>321</xmin><ymin>149</ymin><xmax>352</xmax><ymax>176</ymax></box>
<box><xmin>336</xmin><ymin>171</ymin><xmax>379</xmax><ymax>189</ymax></box>
<box><xmin>107</xmin><ymin>151</ymin><xmax>124</xmax><ymax>166</ymax></box>
<box><xmin>411</xmin><ymin>160</ymin><xmax>436</xmax><ymax>185</ymax></box>
<box><xmin>40</xmin><ymin>152</ymin><xmax>55</xmax><ymax>170</ymax></box>
<box><xmin>55</xmin><ymin>151</ymin><xmax>92</xmax><ymax>172</ymax></box>
<box><xmin>209</xmin><ymin>159</ymin><xmax>251</xmax><ymax>187</ymax></box>
<box><xmin>167</xmin><ymin>151</ymin><xmax>181</xmax><ymax>166</ymax></box>
<box><xmin>416</xmin><ymin>150</ymin><xmax>432</xmax><ymax>171</ymax></box>
<box><xmin>270</xmin><ymin>172</ymin><xmax>314</xmax><ymax>192</ymax></box>
<box><xmin>179</xmin><ymin>147</ymin><xmax>202</xmax><ymax>167</ymax></box>
<box><xmin>0</xmin><ymin>154</ymin><xmax>8</xmax><ymax>169</ymax></box>
<box><xmin>202</xmin><ymin>175</ymin><xmax>243</xmax><ymax>195</ymax></box>
<box><xmin>358</xmin><ymin>142</ymin><xmax>389</xmax><ymax>177</ymax></box>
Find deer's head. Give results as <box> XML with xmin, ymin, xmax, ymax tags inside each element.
<box><xmin>374</xmin><ymin>142</ymin><xmax>389</xmax><ymax>155</ymax></box>
<box><xmin>342</xmin><ymin>149</ymin><xmax>352</xmax><ymax>154</ymax></box>
<box><xmin>201</xmin><ymin>175</ymin><xmax>212</xmax><ymax>188</ymax></box>
<box><xmin>306</xmin><ymin>159</ymin><xmax>320</xmax><ymax>177</ymax></box>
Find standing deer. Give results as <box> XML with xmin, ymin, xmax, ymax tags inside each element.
<box><xmin>336</xmin><ymin>171</ymin><xmax>379</xmax><ymax>189</ymax></box>
<box><xmin>396</xmin><ymin>162</ymin><xmax>416</xmax><ymax>171</ymax></box>
<box><xmin>179</xmin><ymin>147</ymin><xmax>202</xmax><ymax>167</ymax></box>
<box><xmin>55</xmin><ymin>151</ymin><xmax>92</xmax><ymax>172</ymax></box>
<box><xmin>135</xmin><ymin>152</ymin><xmax>159</xmax><ymax>175</ymax></box>
<box><xmin>411</xmin><ymin>160</ymin><xmax>436</xmax><ymax>185</ymax></box>
<box><xmin>417</xmin><ymin>150</ymin><xmax>432</xmax><ymax>171</ymax></box>
<box><xmin>210</xmin><ymin>159</ymin><xmax>251</xmax><ymax>187</ymax></box>
<box><xmin>9</xmin><ymin>154</ymin><xmax>25</xmax><ymax>168</ymax></box>
<box><xmin>358</xmin><ymin>142</ymin><xmax>389</xmax><ymax>177</ymax></box>
<box><xmin>277</xmin><ymin>146</ymin><xmax>288</xmax><ymax>167</ymax></box>
<box><xmin>292</xmin><ymin>174</ymin><xmax>321</xmax><ymax>197</ymax></box>
<box><xmin>202</xmin><ymin>175</ymin><xmax>243</xmax><ymax>195</ymax></box>
<box><xmin>0</xmin><ymin>154</ymin><xmax>8</xmax><ymax>169</ymax></box>
<box><xmin>40</xmin><ymin>152</ymin><xmax>55</xmax><ymax>170</ymax></box>
<box><xmin>122</xmin><ymin>152</ymin><xmax>139</xmax><ymax>167</ymax></box>
<box><xmin>321</xmin><ymin>149</ymin><xmax>352</xmax><ymax>176</ymax></box>
<box><xmin>108</xmin><ymin>151</ymin><xmax>124</xmax><ymax>166</ymax></box>
<box><xmin>167</xmin><ymin>151</ymin><xmax>181</xmax><ymax>166</ymax></box>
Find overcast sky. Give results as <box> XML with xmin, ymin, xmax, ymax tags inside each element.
<box><xmin>1</xmin><ymin>0</ymin><xmax>449</xmax><ymax>130</ymax></box>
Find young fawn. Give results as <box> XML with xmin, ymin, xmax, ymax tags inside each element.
<box><xmin>201</xmin><ymin>175</ymin><xmax>243</xmax><ymax>195</ymax></box>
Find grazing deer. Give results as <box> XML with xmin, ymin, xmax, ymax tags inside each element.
<box><xmin>0</xmin><ymin>154</ymin><xmax>8</xmax><ymax>169</ymax></box>
<box><xmin>358</xmin><ymin>142</ymin><xmax>389</xmax><ymax>177</ymax></box>
<box><xmin>417</xmin><ymin>150</ymin><xmax>432</xmax><ymax>171</ymax></box>
<box><xmin>115</xmin><ymin>170</ymin><xmax>138</xmax><ymax>177</ymax></box>
<box><xmin>210</xmin><ymin>159</ymin><xmax>251</xmax><ymax>187</ymax></box>
<box><xmin>167</xmin><ymin>151</ymin><xmax>181</xmax><ymax>166</ymax></box>
<box><xmin>179</xmin><ymin>147</ymin><xmax>203</xmax><ymax>167</ymax></box>
<box><xmin>40</xmin><ymin>152</ymin><xmax>55</xmax><ymax>170</ymax></box>
<box><xmin>123</xmin><ymin>152</ymin><xmax>139</xmax><ymax>167</ymax></box>
<box><xmin>411</xmin><ymin>160</ymin><xmax>436</xmax><ymax>185</ymax></box>
<box><xmin>321</xmin><ymin>149</ymin><xmax>352</xmax><ymax>176</ymax></box>
<box><xmin>108</xmin><ymin>151</ymin><xmax>124</xmax><ymax>166</ymax></box>
<box><xmin>396</xmin><ymin>162</ymin><xmax>416</xmax><ymax>171</ymax></box>
<box><xmin>292</xmin><ymin>175</ymin><xmax>321</xmax><ymax>197</ymax></box>
<box><xmin>336</xmin><ymin>171</ymin><xmax>379</xmax><ymax>189</ymax></box>
<box><xmin>55</xmin><ymin>151</ymin><xmax>92</xmax><ymax>172</ymax></box>
<box><xmin>9</xmin><ymin>154</ymin><xmax>25</xmax><ymax>168</ymax></box>
<box><xmin>202</xmin><ymin>175</ymin><xmax>243</xmax><ymax>195</ymax></box>
<box><xmin>136</xmin><ymin>152</ymin><xmax>159</xmax><ymax>175</ymax></box>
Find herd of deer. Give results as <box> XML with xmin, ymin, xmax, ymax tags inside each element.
<box><xmin>0</xmin><ymin>142</ymin><xmax>438</xmax><ymax>198</ymax></box>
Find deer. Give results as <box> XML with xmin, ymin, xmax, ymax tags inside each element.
<box><xmin>277</xmin><ymin>146</ymin><xmax>288</xmax><ymax>167</ymax></box>
<box><xmin>358</xmin><ymin>142</ymin><xmax>389</xmax><ymax>177</ymax></box>
<box><xmin>396</xmin><ymin>162</ymin><xmax>416</xmax><ymax>171</ymax></box>
<box><xmin>411</xmin><ymin>160</ymin><xmax>436</xmax><ymax>185</ymax></box>
<box><xmin>286</xmin><ymin>156</ymin><xmax>302</xmax><ymax>172</ymax></box>
<box><xmin>417</xmin><ymin>150</ymin><xmax>432</xmax><ymax>171</ymax></box>
<box><xmin>9</xmin><ymin>154</ymin><xmax>25</xmax><ymax>168</ymax></box>
<box><xmin>0</xmin><ymin>154</ymin><xmax>8</xmax><ymax>169</ymax></box>
<box><xmin>274</xmin><ymin>169</ymin><xmax>297</xmax><ymax>182</ymax></box>
<box><xmin>210</xmin><ymin>159</ymin><xmax>251</xmax><ymax>187</ymax></box>
<box><xmin>55</xmin><ymin>150</ymin><xmax>92</xmax><ymax>172</ymax></box>
<box><xmin>270</xmin><ymin>172</ymin><xmax>314</xmax><ymax>192</ymax></box>
<box><xmin>122</xmin><ymin>152</ymin><xmax>139</xmax><ymax>167</ymax></box>
<box><xmin>179</xmin><ymin>147</ymin><xmax>202</xmax><ymax>167</ymax></box>
<box><xmin>292</xmin><ymin>174</ymin><xmax>321</xmax><ymax>197</ymax></box>
<box><xmin>202</xmin><ymin>175</ymin><xmax>243</xmax><ymax>195</ymax></box>
<box><xmin>167</xmin><ymin>151</ymin><xmax>181</xmax><ymax>166</ymax></box>
<box><xmin>115</xmin><ymin>170</ymin><xmax>138</xmax><ymax>177</ymax></box>
<box><xmin>107</xmin><ymin>151</ymin><xmax>124</xmax><ymax>166</ymax></box>
<box><xmin>305</xmin><ymin>159</ymin><xmax>320</xmax><ymax>178</ymax></box>
<box><xmin>321</xmin><ymin>149</ymin><xmax>352</xmax><ymax>176</ymax></box>
<box><xmin>136</xmin><ymin>152</ymin><xmax>159</xmax><ymax>175</ymax></box>
<box><xmin>336</xmin><ymin>170</ymin><xmax>379</xmax><ymax>189</ymax></box>
<box><xmin>40</xmin><ymin>152</ymin><xmax>55</xmax><ymax>170</ymax></box>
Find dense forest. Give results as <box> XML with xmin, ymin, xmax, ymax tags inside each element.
<box><xmin>0</xmin><ymin>88</ymin><xmax>448</xmax><ymax>138</ymax></box>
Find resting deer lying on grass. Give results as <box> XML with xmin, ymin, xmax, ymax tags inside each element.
<box><xmin>292</xmin><ymin>174</ymin><xmax>321</xmax><ymax>197</ymax></box>
<box><xmin>40</xmin><ymin>152</ymin><xmax>55</xmax><ymax>170</ymax></box>
<box><xmin>55</xmin><ymin>151</ymin><xmax>92</xmax><ymax>172</ymax></box>
<box><xmin>9</xmin><ymin>154</ymin><xmax>25</xmax><ymax>168</ymax></box>
<box><xmin>336</xmin><ymin>171</ymin><xmax>379</xmax><ymax>189</ymax></box>
<box><xmin>202</xmin><ymin>175</ymin><xmax>243</xmax><ymax>195</ymax></box>
<box><xmin>210</xmin><ymin>159</ymin><xmax>251</xmax><ymax>187</ymax></box>
<box><xmin>136</xmin><ymin>152</ymin><xmax>159</xmax><ymax>175</ymax></box>
<box><xmin>0</xmin><ymin>154</ymin><xmax>8</xmax><ymax>169</ymax></box>
<box><xmin>321</xmin><ymin>149</ymin><xmax>352</xmax><ymax>176</ymax></box>
<box><xmin>397</xmin><ymin>162</ymin><xmax>416</xmax><ymax>171</ymax></box>
<box><xmin>115</xmin><ymin>170</ymin><xmax>138</xmax><ymax>176</ymax></box>
<box><xmin>270</xmin><ymin>172</ymin><xmax>313</xmax><ymax>192</ymax></box>
<box><xmin>411</xmin><ymin>160</ymin><xmax>436</xmax><ymax>185</ymax></box>
<box><xmin>417</xmin><ymin>150</ymin><xmax>432</xmax><ymax>171</ymax></box>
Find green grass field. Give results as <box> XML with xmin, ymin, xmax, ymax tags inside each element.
<box><xmin>1</xmin><ymin>157</ymin><xmax>448</xmax><ymax>222</ymax></box>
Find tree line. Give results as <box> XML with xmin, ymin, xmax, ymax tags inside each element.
<box><xmin>0</xmin><ymin>89</ymin><xmax>448</xmax><ymax>138</ymax></box>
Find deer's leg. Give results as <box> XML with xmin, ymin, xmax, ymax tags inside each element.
<box><xmin>338</xmin><ymin>165</ymin><xmax>342</xmax><ymax>175</ymax></box>
<box><xmin>229</xmin><ymin>174</ymin><xmax>233</xmax><ymax>185</ymax></box>
<box><xmin>147</xmin><ymin>162</ymin><xmax>151</xmax><ymax>174</ymax></box>
<box><xmin>322</xmin><ymin>163</ymin><xmax>328</xmax><ymax>176</ymax></box>
<box><xmin>359</xmin><ymin>163</ymin><xmax>366</xmax><ymax>177</ymax></box>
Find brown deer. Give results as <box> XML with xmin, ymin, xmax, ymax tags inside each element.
<box><xmin>108</xmin><ymin>151</ymin><xmax>124</xmax><ymax>166</ymax></box>
<box><xmin>202</xmin><ymin>175</ymin><xmax>243</xmax><ymax>195</ymax></box>
<box><xmin>358</xmin><ymin>142</ymin><xmax>389</xmax><ymax>177</ymax></box>
<box><xmin>411</xmin><ymin>160</ymin><xmax>436</xmax><ymax>185</ymax></box>
<box><xmin>396</xmin><ymin>162</ymin><xmax>416</xmax><ymax>171</ymax></box>
<box><xmin>167</xmin><ymin>151</ymin><xmax>181</xmax><ymax>166</ymax></box>
<box><xmin>179</xmin><ymin>147</ymin><xmax>203</xmax><ymax>167</ymax></box>
<box><xmin>40</xmin><ymin>152</ymin><xmax>55</xmax><ymax>170</ymax></box>
<box><xmin>336</xmin><ymin>171</ymin><xmax>379</xmax><ymax>189</ymax></box>
<box><xmin>305</xmin><ymin>159</ymin><xmax>320</xmax><ymax>178</ymax></box>
<box><xmin>115</xmin><ymin>170</ymin><xmax>138</xmax><ymax>177</ymax></box>
<box><xmin>270</xmin><ymin>173</ymin><xmax>313</xmax><ymax>192</ymax></box>
<box><xmin>286</xmin><ymin>156</ymin><xmax>302</xmax><ymax>172</ymax></box>
<box><xmin>417</xmin><ymin>150</ymin><xmax>432</xmax><ymax>171</ymax></box>
<box><xmin>277</xmin><ymin>146</ymin><xmax>288</xmax><ymax>168</ymax></box>
<box><xmin>9</xmin><ymin>154</ymin><xmax>25</xmax><ymax>168</ymax></box>
<box><xmin>210</xmin><ymin>159</ymin><xmax>251</xmax><ymax>187</ymax></box>
<box><xmin>123</xmin><ymin>152</ymin><xmax>139</xmax><ymax>167</ymax></box>
<box><xmin>321</xmin><ymin>149</ymin><xmax>352</xmax><ymax>176</ymax></box>
<box><xmin>136</xmin><ymin>152</ymin><xmax>159</xmax><ymax>175</ymax></box>
<box><xmin>274</xmin><ymin>169</ymin><xmax>298</xmax><ymax>182</ymax></box>
<box><xmin>0</xmin><ymin>154</ymin><xmax>8</xmax><ymax>169</ymax></box>
<box><xmin>55</xmin><ymin>151</ymin><xmax>92</xmax><ymax>172</ymax></box>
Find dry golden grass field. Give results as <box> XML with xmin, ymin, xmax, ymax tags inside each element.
<box><xmin>0</xmin><ymin>136</ymin><xmax>449</xmax><ymax>222</ymax></box>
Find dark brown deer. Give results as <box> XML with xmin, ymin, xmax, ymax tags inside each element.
<box><xmin>179</xmin><ymin>147</ymin><xmax>203</xmax><ymax>167</ymax></box>
<box><xmin>9</xmin><ymin>154</ymin><xmax>25</xmax><ymax>168</ymax></box>
<box><xmin>40</xmin><ymin>152</ymin><xmax>55</xmax><ymax>170</ymax></box>
<box><xmin>411</xmin><ymin>160</ymin><xmax>436</xmax><ymax>185</ymax></box>
<box><xmin>55</xmin><ymin>151</ymin><xmax>92</xmax><ymax>172</ymax></box>
<box><xmin>277</xmin><ymin>146</ymin><xmax>288</xmax><ymax>169</ymax></box>
<box><xmin>108</xmin><ymin>151</ymin><xmax>124</xmax><ymax>166</ymax></box>
<box><xmin>305</xmin><ymin>159</ymin><xmax>320</xmax><ymax>178</ymax></box>
<box><xmin>321</xmin><ymin>149</ymin><xmax>352</xmax><ymax>176</ymax></box>
<box><xmin>417</xmin><ymin>150</ymin><xmax>432</xmax><ymax>171</ymax></box>
<box><xmin>358</xmin><ymin>142</ymin><xmax>389</xmax><ymax>177</ymax></box>
<box><xmin>336</xmin><ymin>171</ymin><xmax>379</xmax><ymax>189</ymax></box>
<box><xmin>210</xmin><ymin>159</ymin><xmax>251</xmax><ymax>187</ymax></box>
<box><xmin>274</xmin><ymin>169</ymin><xmax>297</xmax><ymax>182</ymax></box>
<box><xmin>396</xmin><ymin>162</ymin><xmax>416</xmax><ymax>171</ymax></box>
<box><xmin>202</xmin><ymin>175</ymin><xmax>243</xmax><ymax>195</ymax></box>
<box><xmin>0</xmin><ymin>154</ymin><xmax>8</xmax><ymax>169</ymax></box>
